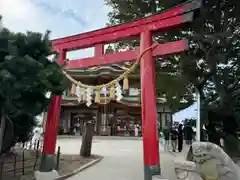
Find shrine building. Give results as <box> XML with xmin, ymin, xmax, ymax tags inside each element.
<box><xmin>58</xmin><ymin>62</ymin><xmax>173</xmax><ymax>136</ymax></box>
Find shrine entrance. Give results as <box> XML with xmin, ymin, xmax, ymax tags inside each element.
<box><xmin>41</xmin><ymin>1</ymin><xmax>201</xmax><ymax>179</ymax></box>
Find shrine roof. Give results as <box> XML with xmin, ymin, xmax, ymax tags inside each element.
<box><xmin>67</xmin><ymin>63</ymin><xmax>131</xmax><ymax>73</ymax></box>
<box><xmin>65</xmin><ymin>62</ymin><xmax>140</xmax><ymax>78</ymax></box>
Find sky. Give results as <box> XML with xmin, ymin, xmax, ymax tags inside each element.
<box><xmin>173</xmin><ymin>102</ymin><xmax>197</xmax><ymax>122</ymax></box>
<box><xmin>0</xmin><ymin>0</ymin><xmax>197</xmax><ymax>122</ymax></box>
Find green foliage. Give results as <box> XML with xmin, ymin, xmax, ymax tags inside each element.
<box><xmin>186</xmin><ymin>0</ymin><xmax>240</xmax><ymax>129</ymax></box>
<box><xmin>183</xmin><ymin>118</ymin><xmax>196</xmax><ymax>127</ymax></box>
<box><xmin>10</xmin><ymin>113</ymin><xmax>37</xmax><ymax>143</ymax></box>
<box><xmin>105</xmin><ymin>0</ymin><xmax>240</xmax><ymax>153</ymax></box>
<box><xmin>155</xmin><ymin>72</ymin><xmax>194</xmax><ymax>112</ymax></box>
<box><xmin>105</xmin><ymin>0</ymin><xmax>186</xmax><ymax>25</ymax></box>
<box><xmin>182</xmin><ymin>0</ymin><xmax>240</xmax><ymax>152</ymax></box>
<box><xmin>105</xmin><ymin>0</ymin><xmax>195</xmax><ymax>112</ymax></box>
<box><xmin>0</xmin><ymin>18</ymin><xmax>67</xmax><ymax>145</ymax></box>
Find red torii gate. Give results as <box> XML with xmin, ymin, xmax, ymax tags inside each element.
<box><xmin>41</xmin><ymin>1</ymin><xmax>201</xmax><ymax>179</ymax></box>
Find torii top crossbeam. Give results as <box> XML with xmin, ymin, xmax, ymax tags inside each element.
<box><xmin>51</xmin><ymin>0</ymin><xmax>201</xmax><ymax>69</ymax></box>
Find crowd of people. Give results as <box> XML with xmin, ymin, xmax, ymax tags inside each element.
<box><xmin>161</xmin><ymin>123</ymin><xmax>194</xmax><ymax>152</ymax></box>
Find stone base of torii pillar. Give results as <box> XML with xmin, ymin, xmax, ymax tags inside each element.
<box><xmin>34</xmin><ymin>170</ymin><xmax>59</xmax><ymax>180</ymax></box>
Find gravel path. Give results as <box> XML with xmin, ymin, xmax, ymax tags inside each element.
<box><xmin>57</xmin><ymin>137</ymin><xmax>181</xmax><ymax>180</ymax></box>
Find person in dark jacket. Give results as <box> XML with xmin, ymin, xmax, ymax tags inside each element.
<box><xmin>178</xmin><ymin>124</ymin><xmax>183</xmax><ymax>152</ymax></box>
<box><xmin>163</xmin><ymin>128</ymin><xmax>170</xmax><ymax>152</ymax></box>
<box><xmin>171</xmin><ymin>127</ymin><xmax>178</xmax><ymax>152</ymax></box>
<box><xmin>184</xmin><ymin>123</ymin><xmax>194</xmax><ymax>145</ymax></box>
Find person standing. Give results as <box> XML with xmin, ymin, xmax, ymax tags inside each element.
<box><xmin>184</xmin><ymin>123</ymin><xmax>194</xmax><ymax>145</ymax></box>
<box><xmin>134</xmin><ymin>124</ymin><xmax>139</xmax><ymax>137</ymax></box>
<box><xmin>171</xmin><ymin>127</ymin><xmax>178</xmax><ymax>152</ymax></box>
<box><xmin>178</xmin><ymin>124</ymin><xmax>183</xmax><ymax>152</ymax></box>
<box><xmin>163</xmin><ymin>127</ymin><xmax>170</xmax><ymax>152</ymax></box>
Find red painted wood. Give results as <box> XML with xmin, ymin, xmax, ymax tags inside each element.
<box><xmin>42</xmin><ymin>96</ymin><xmax>62</xmax><ymax>154</ymax></box>
<box><xmin>52</xmin><ymin>0</ymin><xmax>200</xmax><ymax>48</ymax></box>
<box><xmin>94</xmin><ymin>44</ymin><xmax>104</xmax><ymax>56</ymax></box>
<box><xmin>64</xmin><ymin>40</ymin><xmax>188</xmax><ymax>70</ymax></box>
<box><xmin>140</xmin><ymin>31</ymin><xmax>160</xmax><ymax>166</ymax></box>
<box><xmin>53</xmin><ymin>13</ymin><xmax>193</xmax><ymax>51</ymax></box>
<box><xmin>42</xmin><ymin>50</ymin><xmax>66</xmax><ymax>155</ymax></box>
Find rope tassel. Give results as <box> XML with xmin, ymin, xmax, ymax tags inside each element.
<box><xmin>123</xmin><ymin>76</ymin><xmax>129</xmax><ymax>90</ymax></box>
<box><xmin>110</xmin><ymin>85</ymin><xmax>115</xmax><ymax>100</ymax></box>
<box><xmin>82</xmin><ymin>89</ymin><xmax>87</xmax><ymax>101</ymax></box>
<box><xmin>71</xmin><ymin>83</ymin><xmax>76</xmax><ymax>95</ymax></box>
<box><xmin>95</xmin><ymin>89</ymin><xmax>101</xmax><ymax>103</ymax></box>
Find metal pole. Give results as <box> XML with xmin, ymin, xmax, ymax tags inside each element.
<box><xmin>196</xmin><ymin>90</ymin><xmax>201</xmax><ymax>141</ymax></box>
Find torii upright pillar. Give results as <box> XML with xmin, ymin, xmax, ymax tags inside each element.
<box><xmin>40</xmin><ymin>50</ymin><xmax>66</xmax><ymax>172</ymax></box>
<box><xmin>140</xmin><ymin>31</ymin><xmax>160</xmax><ymax>178</ymax></box>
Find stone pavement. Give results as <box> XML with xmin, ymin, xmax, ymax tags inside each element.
<box><xmin>57</xmin><ymin>137</ymin><xmax>186</xmax><ymax>180</ymax></box>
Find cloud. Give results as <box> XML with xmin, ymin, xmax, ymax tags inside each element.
<box><xmin>0</xmin><ymin>0</ymin><xmax>111</xmax><ymax>50</ymax></box>
<box><xmin>33</xmin><ymin>0</ymin><xmax>87</xmax><ymax>26</ymax></box>
<box><xmin>0</xmin><ymin>0</ymin><xmax>43</xmax><ymax>32</ymax></box>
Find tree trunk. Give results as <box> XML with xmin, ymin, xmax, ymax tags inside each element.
<box><xmin>0</xmin><ymin>114</ymin><xmax>6</xmax><ymax>154</ymax></box>
<box><xmin>0</xmin><ymin>153</ymin><xmax>5</xmax><ymax>176</ymax></box>
<box><xmin>206</xmin><ymin>120</ymin><xmax>220</xmax><ymax>146</ymax></box>
<box><xmin>0</xmin><ymin>116</ymin><xmax>14</xmax><ymax>155</ymax></box>
<box><xmin>80</xmin><ymin>122</ymin><xmax>94</xmax><ymax>157</ymax></box>
<box><xmin>80</xmin><ymin>120</ymin><xmax>84</xmax><ymax>135</ymax></box>
<box><xmin>199</xmin><ymin>90</ymin><xmax>206</xmax><ymax>123</ymax></box>
<box><xmin>222</xmin><ymin>112</ymin><xmax>239</xmax><ymax>157</ymax></box>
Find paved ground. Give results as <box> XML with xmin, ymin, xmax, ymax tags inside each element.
<box><xmin>56</xmin><ymin>136</ymin><xmax>183</xmax><ymax>180</ymax></box>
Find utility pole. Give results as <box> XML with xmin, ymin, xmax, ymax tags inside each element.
<box><xmin>196</xmin><ymin>90</ymin><xmax>201</xmax><ymax>141</ymax></box>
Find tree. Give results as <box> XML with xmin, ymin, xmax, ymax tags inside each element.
<box><xmin>80</xmin><ymin>122</ymin><xmax>94</xmax><ymax>157</ymax></box>
<box><xmin>105</xmin><ymin>0</ymin><xmax>240</xmax><ymax>155</ymax></box>
<box><xmin>184</xmin><ymin>0</ymin><xmax>240</xmax><ymax>154</ymax></box>
<box><xmin>105</xmin><ymin>0</ymin><xmax>195</xmax><ymax>113</ymax></box>
<box><xmin>0</xmin><ymin>16</ymin><xmax>67</xmax><ymax>154</ymax></box>
<box><xmin>183</xmin><ymin>118</ymin><xmax>196</xmax><ymax>128</ymax></box>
